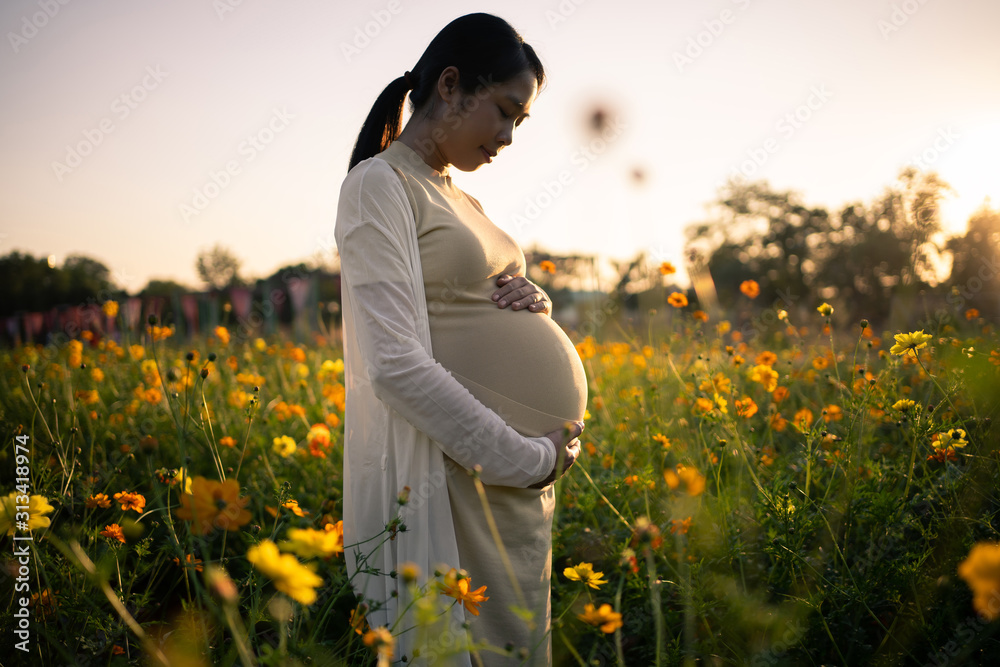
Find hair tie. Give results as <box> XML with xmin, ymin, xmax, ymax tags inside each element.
<box><xmin>403</xmin><ymin>71</ymin><xmax>413</xmax><ymax>90</ymax></box>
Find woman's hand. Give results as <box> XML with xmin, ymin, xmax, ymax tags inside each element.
<box><xmin>529</xmin><ymin>421</ymin><xmax>584</xmax><ymax>488</ymax></box>
<box><xmin>492</xmin><ymin>275</ymin><xmax>550</xmax><ymax>314</ymax></box>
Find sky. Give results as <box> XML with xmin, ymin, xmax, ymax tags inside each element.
<box><xmin>1</xmin><ymin>0</ymin><xmax>999</xmax><ymax>293</ymax></box>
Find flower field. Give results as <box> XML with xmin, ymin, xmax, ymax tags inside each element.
<box><xmin>2</xmin><ymin>297</ymin><xmax>1000</xmax><ymax>666</ymax></box>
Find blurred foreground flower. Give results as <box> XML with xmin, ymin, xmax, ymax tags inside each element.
<box><xmin>1</xmin><ymin>493</ymin><xmax>54</xmax><ymax>536</ymax></box>
<box><xmin>247</xmin><ymin>540</ymin><xmax>323</xmax><ymax>605</ymax></box>
<box><xmin>174</xmin><ymin>477</ymin><xmax>251</xmax><ymax>535</ymax></box>
<box><xmin>362</xmin><ymin>626</ymin><xmax>395</xmax><ymax>667</ymax></box>
<box><xmin>739</xmin><ymin>280</ymin><xmax>760</xmax><ymax>299</ymax></box>
<box><xmin>958</xmin><ymin>542</ymin><xmax>1000</xmax><ymax>621</ymax></box>
<box><xmin>279</xmin><ymin>522</ymin><xmax>344</xmax><ymax>559</ymax></box>
<box><xmin>667</xmin><ymin>292</ymin><xmax>688</xmax><ymax>308</ymax></box>
<box><xmin>577</xmin><ymin>603</ymin><xmax>623</xmax><ymax>633</ymax></box>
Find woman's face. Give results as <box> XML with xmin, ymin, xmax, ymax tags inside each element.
<box><xmin>438</xmin><ymin>68</ymin><xmax>538</xmax><ymax>172</ymax></box>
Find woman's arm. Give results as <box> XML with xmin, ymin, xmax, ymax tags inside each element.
<box><xmin>336</xmin><ymin>161</ymin><xmax>560</xmax><ymax>487</ymax></box>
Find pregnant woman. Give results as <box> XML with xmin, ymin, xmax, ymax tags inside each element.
<box><xmin>335</xmin><ymin>13</ymin><xmax>587</xmax><ymax>666</ymax></box>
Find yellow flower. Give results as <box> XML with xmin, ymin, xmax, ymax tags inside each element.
<box><xmin>129</xmin><ymin>344</ymin><xmax>145</xmax><ymax>360</ymax></box>
<box><xmin>890</xmin><ymin>330</ymin><xmax>933</xmax><ymax>357</ymax></box>
<box><xmin>958</xmin><ymin>542</ymin><xmax>1000</xmax><ymax>620</ymax></box>
<box><xmin>699</xmin><ymin>372</ymin><xmax>731</xmax><ymax>395</ymax></box>
<box><xmin>102</xmin><ymin>300</ymin><xmax>119</xmax><ymax>318</ymax></box>
<box><xmin>577</xmin><ymin>603</ymin><xmax>623</xmax><ymax>633</ymax></box>
<box><xmin>113</xmin><ymin>491</ymin><xmax>146</xmax><ymax>513</ymax></box>
<box><xmin>932</xmin><ymin>429</ymin><xmax>969</xmax><ymax>450</ymax></box>
<box><xmin>0</xmin><ymin>493</ymin><xmax>55</xmax><ymax>536</ymax></box>
<box><xmin>749</xmin><ymin>364</ymin><xmax>779</xmax><ymax>393</ymax></box>
<box><xmin>439</xmin><ymin>569</ymin><xmax>489</xmax><ymax>616</ymax></box>
<box><xmin>247</xmin><ymin>540</ymin><xmax>323</xmax><ymax>605</ymax></box>
<box><xmin>653</xmin><ymin>433</ymin><xmax>671</xmax><ymax>449</ymax></box>
<box><xmin>273</xmin><ymin>435</ymin><xmax>297</xmax><ymax>458</ymax></box>
<box><xmin>101</xmin><ymin>523</ymin><xmax>126</xmax><ymax>544</ymax></box>
<box><xmin>892</xmin><ymin>399</ymin><xmax>916</xmax><ymax>411</ymax></box>
<box><xmin>659</xmin><ymin>262</ymin><xmax>676</xmax><ymax>275</ymax></box>
<box><xmin>280</xmin><ymin>522</ymin><xmax>344</xmax><ymax>559</ymax></box>
<box><xmin>173</xmin><ymin>468</ymin><xmax>194</xmax><ymax>494</ymax></box>
<box><xmin>739</xmin><ymin>280</ymin><xmax>760</xmax><ymax>299</ymax></box>
<box><xmin>174</xmin><ymin>477</ymin><xmax>252</xmax><ymax>535</ymax></box>
<box><xmin>563</xmin><ymin>562</ymin><xmax>608</xmax><ymax>589</ymax></box>
<box><xmin>214</xmin><ymin>326</ymin><xmax>230</xmax><ymax>345</ymax></box>
<box><xmin>667</xmin><ymin>292</ymin><xmax>688</xmax><ymax>308</ymax></box>
<box><xmin>539</xmin><ymin>259</ymin><xmax>556</xmax><ymax>274</ymax></box>
<box><xmin>90</xmin><ymin>368</ymin><xmax>105</xmax><ymax>382</ymax></box>
<box><xmin>254</xmin><ymin>337</ymin><xmax>267</xmax><ymax>351</ymax></box>
<box><xmin>817</xmin><ymin>303</ymin><xmax>834</xmax><ymax>316</ymax></box>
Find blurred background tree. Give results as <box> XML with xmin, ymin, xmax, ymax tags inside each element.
<box><xmin>195</xmin><ymin>244</ymin><xmax>244</xmax><ymax>290</ymax></box>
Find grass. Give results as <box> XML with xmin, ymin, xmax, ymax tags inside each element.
<box><xmin>1</xmin><ymin>299</ymin><xmax>999</xmax><ymax>666</ymax></box>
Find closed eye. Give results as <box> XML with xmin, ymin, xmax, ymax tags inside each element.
<box><xmin>497</xmin><ymin>104</ymin><xmax>511</xmax><ymax>120</ymax></box>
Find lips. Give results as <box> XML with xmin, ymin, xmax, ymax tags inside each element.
<box><xmin>481</xmin><ymin>147</ymin><xmax>495</xmax><ymax>163</ymax></box>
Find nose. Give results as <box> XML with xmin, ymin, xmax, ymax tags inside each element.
<box><xmin>497</xmin><ymin>123</ymin><xmax>514</xmax><ymax>149</ymax></box>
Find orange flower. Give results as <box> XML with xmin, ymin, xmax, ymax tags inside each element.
<box><xmin>958</xmin><ymin>542</ymin><xmax>1000</xmax><ymax>620</ymax></box>
<box><xmin>823</xmin><ymin>405</ymin><xmax>843</xmax><ymax>422</ymax></box>
<box><xmin>219</xmin><ymin>436</ymin><xmax>237</xmax><ymax>448</ymax></box>
<box><xmin>772</xmin><ymin>386</ymin><xmax>789</xmax><ymax>403</ymax></box>
<box><xmin>173</xmin><ymin>554</ymin><xmax>204</xmax><ymax>572</ymax></box>
<box><xmin>214</xmin><ymin>326</ymin><xmax>230</xmax><ymax>345</ymax></box>
<box><xmin>86</xmin><ymin>493</ymin><xmax>112</xmax><ymax>509</ymax></box>
<box><xmin>692</xmin><ymin>309</ymin><xmax>709</xmax><ymax>322</ymax></box>
<box><xmin>101</xmin><ymin>524</ymin><xmax>125</xmax><ymax>543</ymax></box>
<box><xmin>113</xmin><ymin>491</ymin><xmax>146</xmax><ymax>513</ymax></box>
<box><xmin>440</xmin><ymin>569</ymin><xmax>489</xmax><ymax>616</ymax></box>
<box><xmin>735</xmin><ymin>396</ymin><xmax>758</xmax><ymax>418</ymax></box>
<box><xmin>965</xmin><ymin>308</ymin><xmax>980</xmax><ymax>320</ymax></box>
<box><xmin>667</xmin><ymin>292</ymin><xmax>688</xmax><ymax>308</ymax></box>
<box><xmin>670</xmin><ymin>517</ymin><xmax>693</xmax><ymax>535</ymax></box>
<box><xmin>793</xmin><ymin>408</ymin><xmax>814</xmax><ymax>431</ymax></box>
<box><xmin>539</xmin><ymin>260</ymin><xmax>556</xmax><ymax>274</ymax></box>
<box><xmin>659</xmin><ymin>261</ymin><xmax>677</xmax><ymax>275</ymax></box>
<box><xmin>739</xmin><ymin>280</ymin><xmax>760</xmax><ymax>299</ymax></box>
<box><xmin>770</xmin><ymin>413</ymin><xmax>788</xmax><ymax>432</ymax></box>
<box><xmin>755</xmin><ymin>351</ymin><xmax>778</xmax><ymax>367</ymax></box>
<box><xmin>174</xmin><ymin>477</ymin><xmax>252</xmax><ymax>535</ymax></box>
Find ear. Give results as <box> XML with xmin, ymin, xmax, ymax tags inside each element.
<box><xmin>436</xmin><ymin>66</ymin><xmax>461</xmax><ymax>104</ymax></box>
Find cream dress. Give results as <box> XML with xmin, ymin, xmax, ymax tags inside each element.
<box><xmin>375</xmin><ymin>140</ymin><xmax>588</xmax><ymax>665</ymax></box>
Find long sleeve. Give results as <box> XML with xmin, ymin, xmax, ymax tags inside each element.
<box><xmin>336</xmin><ymin>159</ymin><xmax>556</xmax><ymax>487</ymax></box>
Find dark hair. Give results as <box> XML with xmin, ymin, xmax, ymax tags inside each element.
<box><xmin>348</xmin><ymin>13</ymin><xmax>545</xmax><ymax>170</ymax></box>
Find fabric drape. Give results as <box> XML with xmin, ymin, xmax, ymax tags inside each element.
<box><xmin>335</xmin><ymin>156</ymin><xmax>557</xmax><ymax>665</ymax></box>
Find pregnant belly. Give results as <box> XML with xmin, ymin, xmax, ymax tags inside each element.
<box><xmin>429</xmin><ymin>302</ymin><xmax>588</xmax><ymax>438</ymax></box>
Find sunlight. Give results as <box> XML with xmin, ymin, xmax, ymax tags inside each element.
<box><xmin>936</xmin><ymin>121</ymin><xmax>1000</xmax><ymax>235</ymax></box>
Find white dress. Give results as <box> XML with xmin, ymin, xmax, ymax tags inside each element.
<box><xmin>335</xmin><ymin>154</ymin><xmax>557</xmax><ymax>666</ymax></box>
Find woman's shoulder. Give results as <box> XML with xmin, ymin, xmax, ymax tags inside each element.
<box><xmin>341</xmin><ymin>156</ymin><xmax>404</xmax><ymax>196</ymax></box>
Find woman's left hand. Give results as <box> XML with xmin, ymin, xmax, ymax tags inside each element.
<box><xmin>492</xmin><ymin>275</ymin><xmax>550</xmax><ymax>314</ymax></box>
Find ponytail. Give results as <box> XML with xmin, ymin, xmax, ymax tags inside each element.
<box><xmin>347</xmin><ymin>13</ymin><xmax>545</xmax><ymax>172</ymax></box>
<box><xmin>348</xmin><ymin>75</ymin><xmax>410</xmax><ymax>170</ymax></box>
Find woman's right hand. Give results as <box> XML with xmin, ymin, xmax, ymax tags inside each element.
<box><xmin>529</xmin><ymin>421</ymin><xmax>584</xmax><ymax>488</ymax></box>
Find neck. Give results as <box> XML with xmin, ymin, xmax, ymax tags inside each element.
<box><xmin>395</xmin><ymin>112</ymin><xmax>449</xmax><ymax>173</ymax></box>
